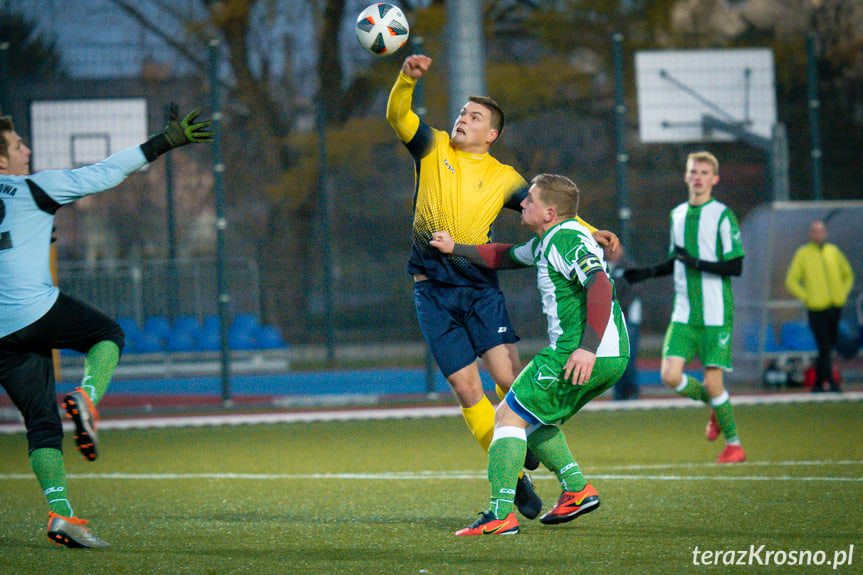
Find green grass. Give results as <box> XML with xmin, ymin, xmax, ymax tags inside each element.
<box><xmin>1</xmin><ymin>401</ymin><xmax>861</xmax><ymax>574</ymax></box>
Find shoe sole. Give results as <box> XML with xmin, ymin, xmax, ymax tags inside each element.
<box><xmin>540</xmin><ymin>497</ymin><xmax>600</xmax><ymax>525</ymax></box>
<box><xmin>47</xmin><ymin>528</ymin><xmax>109</xmax><ymax>548</ymax></box>
<box><xmin>64</xmin><ymin>394</ymin><xmax>98</xmax><ymax>462</ymax></box>
<box><xmin>455</xmin><ymin>526</ymin><xmax>519</xmax><ymax>536</ymax></box>
<box><xmin>48</xmin><ymin>529</ymin><xmax>87</xmax><ymax>548</ymax></box>
<box><xmin>484</xmin><ymin>528</ymin><xmax>519</xmax><ymax>535</ymax></box>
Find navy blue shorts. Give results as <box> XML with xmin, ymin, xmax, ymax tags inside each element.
<box><xmin>414</xmin><ymin>280</ymin><xmax>519</xmax><ymax>377</ymax></box>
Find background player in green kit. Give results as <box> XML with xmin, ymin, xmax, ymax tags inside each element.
<box><xmin>624</xmin><ymin>151</ymin><xmax>746</xmax><ymax>464</ymax></box>
<box><xmin>431</xmin><ymin>173</ymin><xmax>629</xmax><ymax>536</ymax></box>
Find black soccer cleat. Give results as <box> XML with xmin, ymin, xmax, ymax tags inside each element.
<box><xmin>524</xmin><ymin>448</ymin><xmax>540</xmax><ymax>471</ymax></box>
<box><xmin>514</xmin><ymin>472</ymin><xmax>542</xmax><ymax>520</ymax></box>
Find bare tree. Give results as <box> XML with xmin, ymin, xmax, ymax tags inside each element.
<box><xmin>99</xmin><ymin>0</ymin><xmax>391</xmax><ymax>338</ymax></box>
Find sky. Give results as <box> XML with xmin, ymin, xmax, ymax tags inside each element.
<box><xmin>16</xmin><ymin>0</ymin><xmax>203</xmax><ymax>78</ymax></box>
<box><xmin>12</xmin><ymin>0</ymin><xmax>419</xmax><ymax>83</ymax></box>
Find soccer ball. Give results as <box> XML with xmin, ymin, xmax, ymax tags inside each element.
<box><xmin>355</xmin><ymin>3</ymin><xmax>410</xmax><ymax>56</ymax></box>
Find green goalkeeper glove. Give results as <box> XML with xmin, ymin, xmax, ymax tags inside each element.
<box><xmin>141</xmin><ymin>107</ymin><xmax>213</xmax><ymax>162</ymax></box>
<box><xmin>164</xmin><ymin>109</ymin><xmax>212</xmax><ymax>146</ymax></box>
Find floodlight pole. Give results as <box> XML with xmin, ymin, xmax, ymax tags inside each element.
<box><xmin>807</xmin><ymin>31</ymin><xmax>824</xmax><ymax>201</ymax></box>
<box><xmin>446</xmin><ymin>0</ymin><xmax>485</xmax><ymax>122</ymax></box>
<box><xmin>412</xmin><ymin>34</ymin><xmax>436</xmax><ymax>396</ymax></box>
<box><xmin>164</xmin><ymin>105</ymin><xmax>178</xmax><ymax>322</ymax></box>
<box><xmin>612</xmin><ymin>32</ymin><xmax>631</xmax><ymax>248</ymax></box>
<box><xmin>316</xmin><ymin>99</ymin><xmax>335</xmax><ymax>368</ymax></box>
<box><xmin>701</xmin><ymin>114</ymin><xmax>789</xmax><ymax>201</ymax></box>
<box><xmin>209</xmin><ymin>38</ymin><xmax>232</xmax><ymax>405</ymax></box>
<box><xmin>0</xmin><ymin>42</ymin><xmax>8</xmax><ymax>114</ymax></box>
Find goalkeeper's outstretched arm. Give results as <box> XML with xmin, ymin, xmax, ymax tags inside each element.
<box><xmin>140</xmin><ymin>107</ymin><xmax>212</xmax><ymax>162</ymax></box>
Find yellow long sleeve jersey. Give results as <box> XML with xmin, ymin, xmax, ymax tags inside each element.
<box><xmin>386</xmin><ymin>72</ymin><xmax>596</xmax><ymax>286</ymax></box>
<box><xmin>785</xmin><ymin>242</ymin><xmax>854</xmax><ymax>311</ymax></box>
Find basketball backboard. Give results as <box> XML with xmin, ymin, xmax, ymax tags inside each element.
<box><xmin>635</xmin><ymin>49</ymin><xmax>776</xmax><ymax>144</ymax></box>
<box><xmin>30</xmin><ymin>99</ymin><xmax>148</xmax><ymax>171</ymax></box>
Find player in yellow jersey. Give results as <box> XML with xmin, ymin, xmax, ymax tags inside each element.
<box><xmin>387</xmin><ymin>54</ymin><xmax>618</xmax><ymax>520</ymax></box>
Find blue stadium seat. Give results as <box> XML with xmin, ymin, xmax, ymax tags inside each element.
<box><xmin>232</xmin><ymin>313</ymin><xmax>261</xmax><ymax>333</ymax></box>
<box><xmin>202</xmin><ymin>314</ymin><xmax>220</xmax><ymax>330</ymax></box>
<box><xmin>173</xmin><ymin>315</ymin><xmax>201</xmax><ymax>334</ymax></box>
<box><xmin>779</xmin><ymin>321</ymin><xmax>817</xmax><ymax>352</ymax></box>
<box><xmin>142</xmin><ymin>316</ymin><xmax>172</xmax><ymax>340</ymax></box>
<box><xmin>228</xmin><ymin>328</ymin><xmax>257</xmax><ymax>350</ymax></box>
<box><xmin>742</xmin><ymin>323</ymin><xmax>780</xmax><ymax>352</ymax></box>
<box><xmin>195</xmin><ymin>325</ymin><xmax>221</xmax><ymax>351</ymax></box>
<box><xmin>255</xmin><ymin>325</ymin><xmax>285</xmax><ymax>349</ymax></box>
<box><xmin>165</xmin><ymin>329</ymin><xmax>197</xmax><ymax>353</ymax></box>
<box><xmin>116</xmin><ymin>317</ymin><xmax>140</xmax><ymax>340</ymax></box>
<box><xmin>126</xmin><ymin>330</ymin><xmax>164</xmax><ymax>354</ymax></box>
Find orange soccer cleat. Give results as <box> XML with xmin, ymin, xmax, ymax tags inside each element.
<box><xmin>455</xmin><ymin>511</ymin><xmax>519</xmax><ymax>536</ymax></box>
<box><xmin>63</xmin><ymin>387</ymin><xmax>100</xmax><ymax>461</ymax></box>
<box><xmin>539</xmin><ymin>484</ymin><xmax>600</xmax><ymax>525</ymax></box>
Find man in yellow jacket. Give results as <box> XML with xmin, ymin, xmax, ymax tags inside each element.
<box><xmin>785</xmin><ymin>220</ymin><xmax>855</xmax><ymax>392</ymax></box>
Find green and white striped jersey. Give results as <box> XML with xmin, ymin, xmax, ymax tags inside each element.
<box><xmin>668</xmin><ymin>198</ymin><xmax>744</xmax><ymax>327</ymax></box>
<box><xmin>510</xmin><ymin>219</ymin><xmax>629</xmax><ymax>357</ymax></box>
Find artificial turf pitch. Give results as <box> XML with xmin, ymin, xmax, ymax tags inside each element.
<box><xmin>0</xmin><ymin>399</ymin><xmax>860</xmax><ymax>574</ymax></box>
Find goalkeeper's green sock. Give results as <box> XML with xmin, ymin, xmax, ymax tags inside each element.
<box><xmin>712</xmin><ymin>391</ymin><xmax>741</xmax><ymax>444</ymax></box>
<box><xmin>30</xmin><ymin>448</ymin><xmax>73</xmax><ymax>516</ymax></box>
<box><xmin>527</xmin><ymin>425</ymin><xmax>587</xmax><ymax>492</ymax></box>
<box><xmin>487</xmin><ymin>427</ymin><xmax>526</xmax><ymax>519</ymax></box>
<box><xmin>81</xmin><ymin>341</ymin><xmax>120</xmax><ymax>405</ymax></box>
<box><xmin>675</xmin><ymin>374</ymin><xmax>711</xmax><ymax>405</ymax></box>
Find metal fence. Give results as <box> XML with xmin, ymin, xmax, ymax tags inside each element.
<box><xmin>57</xmin><ymin>257</ymin><xmax>261</xmax><ymax>325</ymax></box>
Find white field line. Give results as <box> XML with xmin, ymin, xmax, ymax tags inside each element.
<box><xmin>0</xmin><ymin>465</ymin><xmax>861</xmax><ymax>483</ymax></box>
<box><xmin>598</xmin><ymin>459</ymin><xmax>863</xmax><ymax>471</ymax></box>
<box><xmin>1</xmin><ymin>391</ymin><xmax>861</xmax><ymax>435</ymax></box>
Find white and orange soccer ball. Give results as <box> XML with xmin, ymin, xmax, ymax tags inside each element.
<box><xmin>355</xmin><ymin>3</ymin><xmax>410</xmax><ymax>56</ymax></box>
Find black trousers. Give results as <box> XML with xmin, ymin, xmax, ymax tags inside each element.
<box><xmin>0</xmin><ymin>293</ymin><xmax>124</xmax><ymax>453</ymax></box>
<box><xmin>807</xmin><ymin>307</ymin><xmax>842</xmax><ymax>389</ymax></box>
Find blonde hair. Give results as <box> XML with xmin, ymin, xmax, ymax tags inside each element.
<box><xmin>531</xmin><ymin>173</ymin><xmax>580</xmax><ymax>219</ymax></box>
<box><xmin>687</xmin><ymin>151</ymin><xmax>719</xmax><ymax>174</ymax></box>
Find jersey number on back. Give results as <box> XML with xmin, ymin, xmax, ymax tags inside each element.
<box><xmin>0</xmin><ymin>199</ymin><xmax>12</xmax><ymax>250</ymax></box>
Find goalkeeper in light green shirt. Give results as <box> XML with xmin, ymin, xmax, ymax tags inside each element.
<box><xmin>431</xmin><ymin>173</ymin><xmax>629</xmax><ymax>536</ymax></box>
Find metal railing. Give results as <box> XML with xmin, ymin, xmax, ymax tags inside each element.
<box><xmin>57</xmin><ymin>257</ymin><xmax>261</xmax><ymax>325</ymax></box>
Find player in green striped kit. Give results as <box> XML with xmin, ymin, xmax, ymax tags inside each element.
<box><xmin>624</xmin><ymin>151</ymin><xmax>746</xmax><ymax>464</ymax></box>
<box><xmin>431</xmin><ymin>173</ymin><xmax>629</xmax><ymax>535</ymax></box>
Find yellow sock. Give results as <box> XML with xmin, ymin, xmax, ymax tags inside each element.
<box><xmin>461</xmin><ymin>395</ymin><xmax>495</xmax><ymax>452</ymax></box>
<box><xmin>495</xmin><ymin>384</ymin><xmax>507</xmax><ymax>401</ymax></box>
<box><xmin>460</xmin><ymin>395</ymin><xmax>525</xmax><ymax>479</ymax></box>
